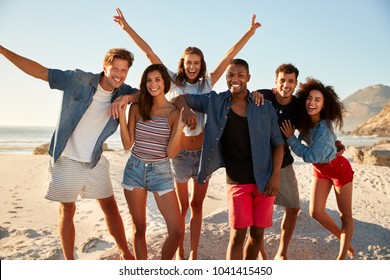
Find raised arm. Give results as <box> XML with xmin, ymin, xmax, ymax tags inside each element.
<box><xmin>0</xmin><ymin>45</ymin><xmax>48</xmax><ymax>81</ymax></box>
<box><xmin>209</xmin><ymin>14</ymin><xmax>261</xmax><ymax>86</ymax></box>
<box><xmin>114</xmin><ymin>8</ymin><xmax>162</xmax><ymax>64</ymax></box>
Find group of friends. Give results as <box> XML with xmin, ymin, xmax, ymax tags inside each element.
<box><xmin>0</xmin><ymin>8</ymin><xmax>354</xmax><ymax>260</ymax></box>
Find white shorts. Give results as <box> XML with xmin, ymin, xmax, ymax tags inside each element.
<box><xmin>45</xmin><ymin>156</ymin><xmax>113</xmax><ymax>203</ymax></box>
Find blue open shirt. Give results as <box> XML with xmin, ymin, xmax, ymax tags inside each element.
<box><xmin>48</xmin><ymin>69</ymin><xmax>138</xmax><ymax>167</ymax></box>
<box><xmin>286</xmin><ymin>119</ymin><xmax>336</xmax><ymax>163</ymax></box>
<box><xmin>184</xmin><ymin>90</ymin><xmax>284</xmax><ymax>193</ymax></box>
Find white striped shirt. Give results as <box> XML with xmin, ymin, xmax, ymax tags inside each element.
<box><xmin>132</xmin><ymin>116</ymin><xmax>171</xmax><ymax>162</ymax></box>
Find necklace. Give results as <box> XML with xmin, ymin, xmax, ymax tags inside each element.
<box><xmin>275</xmin><ymin>102</ymin><xmax>284</xmax><ymax>114</ymax></box>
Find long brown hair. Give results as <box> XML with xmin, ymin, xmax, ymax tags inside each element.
<box><xmin>139</xmin><ymin>64</ymin><xmax>172</xmax><ymax>121</ymax></box>
<box><xmin>175</xmin><ymin>46</ymin><xmax>207</xmax><ymax>90</ymax></box>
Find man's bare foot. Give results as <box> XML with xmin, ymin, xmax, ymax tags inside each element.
<box><xmin>274</xmin><ymin>255</ymin><xmax>287</xmax><ymax>260</ymax></box>
<box><xmin>120</xmin><ymin>251</ymin><xmax>135</xmax><ymax>260</ymax></box>
<box><xmin>188</xmin><ymin>251</ymin><xmax>197</xmax><ymax>260</ymax></box>
<box><xmin>175</xmin><ymin>252</ymin><xmax>184</xmax><ymax>260</ymax></box>
<box><xmin>347</xmin><ymin>245</ymin><xmax>355</xmax><ymax>259</ymax></box>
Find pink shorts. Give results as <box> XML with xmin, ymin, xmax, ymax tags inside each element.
<box><xmin>227</xmin><ymin>184</ymin><xmax>275</xmax><ymax>229</ymax></box>
<box><xmin>313</xmin><ymin>156</ymin><xmax>354</xmax><ymax>187</ymax></box>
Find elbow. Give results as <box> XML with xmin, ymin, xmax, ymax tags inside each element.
<box><xmin>121</xmin><ymin>141</ymin><xmax>132</xmax><ymax>151</ymax></box>
<box><xmin>167</xmin><ymin>152</ymin><xmax>177</xmax><ymax>159</ymax></box>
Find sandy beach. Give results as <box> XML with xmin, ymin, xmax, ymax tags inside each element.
<box><xmin>0</xmin><ymin>150</ymin><xmax>389</xmax><ymax>260</ymax></box>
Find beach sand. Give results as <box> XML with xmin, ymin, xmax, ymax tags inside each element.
<box><xmin>0</xmin><ymin>150</ymin><xmax>389</xmax><ymax>260</ymax></box>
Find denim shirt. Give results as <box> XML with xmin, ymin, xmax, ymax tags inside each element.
<box><xmin>185</xmin><ymin>90</ymin><xmax>284</xmax><ymax>193</ymax></box>
<box><xmin>286</xmin><ymin>119</ymin><xmax>336</xmax><ymax>163</ymax></box>
<box><xmin>48</xmin><ymin>69</ymin><xmax>138</xmax><ymax>167</ymax></box>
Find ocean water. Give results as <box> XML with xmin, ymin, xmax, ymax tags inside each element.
<box><xmin>0</xmin><ymin>126</ymin><xmax>123</xmax><ymax>155</ymax></box>
<box><xmin>0</xmin><ymin>126</ymin><xmax>389</xmax><ymax>155</ymax></box>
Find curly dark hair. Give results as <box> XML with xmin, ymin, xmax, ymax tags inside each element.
<box><xmin>295</xmin><ymin>77</ymin><xmax>345</xmax><ymax>132</ymax></box>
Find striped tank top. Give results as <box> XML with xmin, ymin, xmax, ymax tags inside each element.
<box><xmin>132</xmin><ymin>108</ymin><xmax>172</xmax><ymax>162</ymax></box>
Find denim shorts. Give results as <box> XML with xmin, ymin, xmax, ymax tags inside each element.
<box><xmin>122</xmin><ymin>154</ymin><xmax>174</xmax><ymax>195</ymax></box>
<box><xmin>171</xmin><ymin>148</ymin><xmax>211</xmax><ymax>183</ymax></box>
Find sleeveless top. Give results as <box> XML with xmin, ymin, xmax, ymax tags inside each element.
<box><xmin>132</xmin><ymin>105</ymin><xmax>172</xmax><ymax>162</ymax></box>
<box><xmin>221</xmin><ymin>109</ymin><xmax>256</xmax><ymax>184</ymax></box>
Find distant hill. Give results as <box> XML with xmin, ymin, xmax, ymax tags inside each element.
<box><xmin>341</xmin><ymin>84</ymin><xmax>390</xmax><ymax>133</ymax></box>
<box><xmin>353</xmin><ymin>101</ymin><xmax>390</xmax><ymax>136</ymax></box>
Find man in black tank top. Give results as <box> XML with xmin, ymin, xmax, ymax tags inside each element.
<box><xmin>217</xmin><ymin>59</ymin><xmax>284</xmax><ymax>260</ymax></box>
<box><xmin>173</xmin><ymin>59</ymin><xmax>284</xmax><ymax>260</ymax></box>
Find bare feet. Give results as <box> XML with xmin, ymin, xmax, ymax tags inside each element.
<box><xmin>120</xmin><ymin>251</ymin><xmax>135</xmax><ymax>260</ymax></box>
<box><xmin>347</xmin><ymin>245</ymin><xmax>355</xmax><ymax>259</ymax></box>
<box><xmin>175</xmin><ymin>251</ymin><xmax>184</xmax><ymax>260</ymax></box>
<box><xmin>188</xmin><ymin>251</ymin><xmax>197</xmax><ymax>260</ymax></box>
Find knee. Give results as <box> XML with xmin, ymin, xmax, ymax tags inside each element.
<box><xmin>340</xmin><ymin>214</ymin><xmax>354</xmax><ymax>225</ymax></box>
<box><xmin>169</xmin><ymin>225</ymin><xmax>184</xmax><ymax>241</ymax></box>
<box><xmin>99</xmin><ymin>197</ymin><xmax>119</xmax><ymax>215</ymax></box>
<box><xmin>309</xmin><ymin>208</ymin><xmax>322</xmax><ymax>220</ymax></box>
<box><xmin>132</xmin><ymin>222</ymin><xmax>147</xmax><ymax>237</ymax></box>
<box><xmin>230</xmin><ymin>229</ymin><xmax>247</xmax><ymax>245</ymax></box>
<box><xmin>179</xmin><ymin>202</ymin><xmax>189</xmax><ymax>214</ymax></box>
<box><xmin>249</xmin><ymin>227</ymin><xmax>264</xmax><ymax>243</ymax></box>
<box><xmin>286</xmin><ymin>208</ymin><xmax>300</xmax><ymax>218</ymax></box>
<box><xmin>190</xmin><ymin>200</ymin><xmax>203</xmax><ymax>214</ymax></box>
<box><xmin>59</xmin><ymin>203</ymin><xmax>76</xmax><ymax>218</ymax></box>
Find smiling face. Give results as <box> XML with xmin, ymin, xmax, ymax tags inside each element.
<box><xmin>183</xmin><ymin>53</ymin><xmax>202</xmax><ymax>83</ymax></box>
<box><xmin>226</xmin><ymin>63</ymin><xmax>250</xmax><ymax>95</ymax></box>
<box><xmin>306</xmin><ymin>89</ymin><xmax>324</xmax><ymax>123</ymax></box>
<box><xmin>101</xmin><ymin>58</ymin><xmax>130</xmax><ymax>91</ymax></box>
<box><xmin>146</xmin><ymin>70</ymin><xmax>165</xmax><ymax>97</ymax></box>
<box><xmin>275</xmin><ymin>72</ymin><xmax>298</xmax><ymax>103</ymax></box>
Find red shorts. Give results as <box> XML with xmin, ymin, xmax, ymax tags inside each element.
<box><xmin>313</xmin><ymin>156</ymin><xmax>354</xmax><ymax>187</ymax></box>
<box><xmin>227</xmin><ymin>184</ymin><xmax>275</xmax><ymax>229</ymax></box>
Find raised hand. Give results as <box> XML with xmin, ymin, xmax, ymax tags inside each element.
<box><xmin>113</xmin><ymin>7</ymin><xmax>129</xmax><ymax>30</ymax></box>
<box><xmin>248</xmin><ymin>14</ymin><xmax>261</xmax><ymax>35</ymax></box>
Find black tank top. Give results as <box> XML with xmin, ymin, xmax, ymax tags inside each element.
<box><xmin>221</xmin><ymin>109</ymin><xmax>256</xmax><ymax>184</ymax></box>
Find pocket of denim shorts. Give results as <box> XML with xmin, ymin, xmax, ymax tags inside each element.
<box><xmin>154</xmin><ymin>162</ymin><xmax>172</xmax><ymax>176</ymax></box>
<box><xmin>126</xmin><ymin>157</ymin><xmax>138</xmax><ymax>169</ymax></box>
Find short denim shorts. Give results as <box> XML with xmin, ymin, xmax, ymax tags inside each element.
<box><xmin>170</xmin><ymin>148</ymin><xmax>211</xmax><ymax>183</ymax></box>
<box><xmin>122</xmin><ymin>154</ymin><xmax>174</xmax><ymax>195</ymax></box>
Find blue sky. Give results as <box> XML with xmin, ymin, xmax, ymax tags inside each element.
<box><xmin>1</xmin><ymin>0</ymin><xmax>389</xmax><ymax>127</ymax></box>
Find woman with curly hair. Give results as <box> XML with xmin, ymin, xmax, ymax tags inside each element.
<box><xmin>281</xmin><ymin>77</ymin><xmax>354</xmax><ymax>260</ymax></box>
